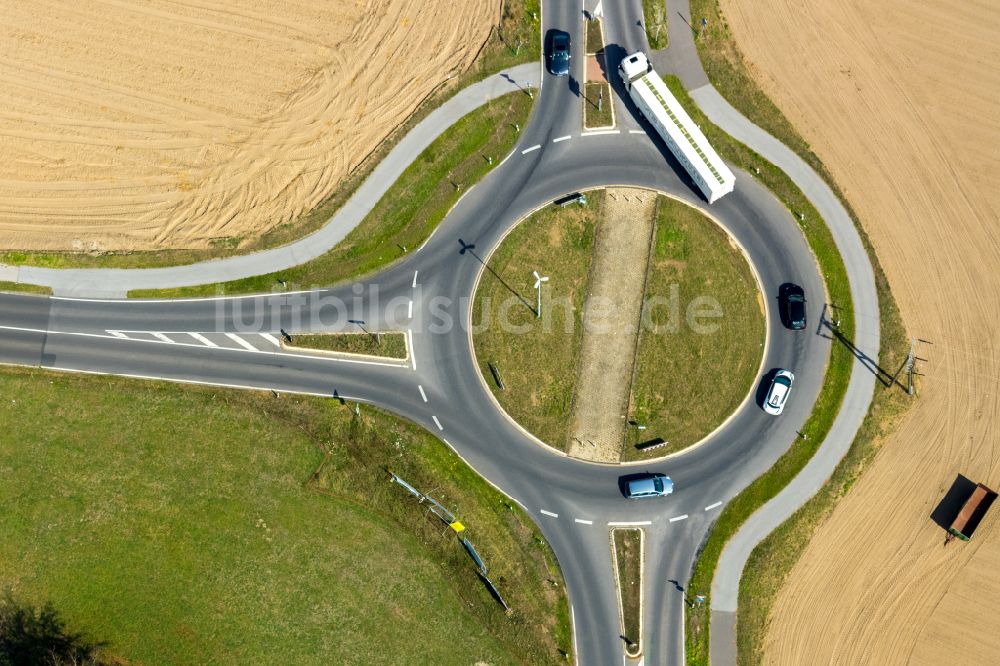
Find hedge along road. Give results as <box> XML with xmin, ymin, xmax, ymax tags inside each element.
<box><xmin>0</xmin><ymin>1</ymin><xmax>878</xmax><ymax>665</ymax></box>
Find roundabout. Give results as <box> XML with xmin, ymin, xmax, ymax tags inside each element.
<box><xmin>0</xmin><ymin>0</ymin><xmax>882</xmax><ymax>663</ymax></box>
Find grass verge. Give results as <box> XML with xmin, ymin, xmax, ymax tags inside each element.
<box><xmin>472</xmin><ymin>197</ymin><xmax>601</xmax><ymax>448</ymax></box>
<box><xmin>0</xmin><ymin>281</ymin><xmax>51</xmax><ymax>295</ymax></box>
<box><xmin>663</xmin><ymin>74</ymin><xmax>912</xmax><ymax>666</ymax></box>
<box><xmin>584</xmin><ymin>82</ymin><xmax>614</xmax><ymax>128</ymax></box>
<box><xmin>642</xmin><ymin>0</ymin><xmax>669</xmax><ymax>49</ymax></box>
<box><xmin>1</xmin><ymin>1</ymin><xmax>541</xmax><ymax>272</ymax></box>
<box><xmin>130</xmin><ymin>92</ymin><xmax>533</xmax><ymax>298</ymax></box>
<box><xmin>625</xmin><ymin>196</ymin><xmax>764</xmax><ymax>460</ymax></box>
<box><xmin>287</xmin><ymin>332</ymin><xmax>407</xmax><ymax>360</ymax></box>
<box><xmin>612</xmin><ymin>528</ymin><xmax>643</xmax><ymax>656</ymax></box>
<box><xmin>586</xmin><ymin>18</ymin><xmax>605</xmax><ymax>53</ymax></box>
<box><xmin>0</xmin><ymin>366</ymin><xmax>571</xmax><ymax>664</ymax></box>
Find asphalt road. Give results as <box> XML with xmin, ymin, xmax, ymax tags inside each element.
<box><xmin>0</xmin><ymin>0</ymin><xmax>880</xmax><ymax>664</ymax></box>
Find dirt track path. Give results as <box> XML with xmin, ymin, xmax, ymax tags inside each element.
<box><xmin>568</xmin><ymin>188</ymin><xmax>655</xmax><ymax>462</ymax></box>
<box><xmin>718</xmin><ymin>0</ymin><xmax>1000</xmax><ymax>662</ymax></box>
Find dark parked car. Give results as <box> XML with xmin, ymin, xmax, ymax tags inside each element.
<box><xmin>546</xmin><ymin>30</ymin><xmax>571</xmax><ymax>76</ymax></box>
<box><xmin>781</xmin><ymin>284</ymin><xmax>807</xmax><ymax>330</ymax></box>
<box><xmin>625</xmin><ymin>473</ymin><xmax>674</xmax><ymax>499</ymax></box>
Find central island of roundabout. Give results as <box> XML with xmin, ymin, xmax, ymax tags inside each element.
<box><xmin>471</xmin><ymin>187</ymin><xmax>767</xmax><ymax>463</ymax></box>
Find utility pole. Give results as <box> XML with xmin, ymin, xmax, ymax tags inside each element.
<box><xmin>533</xmin><ymin>271</ymin><xmax>549</xmax><ymax>318</ymax></box>
<box><xmin>906</xmin><ymin>337</ymin><xmax>917</xmax><ymax>395</ymax></box>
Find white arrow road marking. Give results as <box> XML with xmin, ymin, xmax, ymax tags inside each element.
<box><xmin>574</xmin><ymin>518</ymin><xmax>593</xmax><ymax>525</ymax></box>
<box><xmin>188</xmin><ymin>332</ymin><xmax>217</xmax><ymax>347</ymax></box>
<box><xmin>225</xmin><ymin>333</ymin><xmax>258</xmax><ymax>351</ymax></box>
<box><xmin>705</xmin><ymin>501</ymin><xmax>723</xmax><ymax>511</ymax></box>
<box><xmin>540</xmin><ymin>509</ymin><xmax>559</xmax><ymax>518</ymax></box>
<box><xmin>669</xmin><ymin>514</ymin><xmax>689</xmax><ymax>523</ymax></box>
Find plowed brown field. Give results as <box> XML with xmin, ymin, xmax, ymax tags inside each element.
<box><xmin>718</xmin><ymin>0</ymin><xmax>1000</xmax><ymax>663</ymax></box>
<box><xmin>0</xmin><ymin>0</ymin><xmax>493</xmax><ymax>251</ymax></box>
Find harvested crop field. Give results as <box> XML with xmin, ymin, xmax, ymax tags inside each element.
<box><xmin>0</xmin><ymin>0</ymin><xmax>494</xmax><ymax>251</ymax></box>
<box><xmin>718</xmin><ymin>0</ymin><xmax>1000</xmax><ymax>663</ymax></box>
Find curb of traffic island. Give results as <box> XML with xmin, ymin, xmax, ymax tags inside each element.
<box><xmin>466</xmin><ymin>185</ymin><xmax>772</xmax><ymax>467</ymax></box>
<box><xmin>610</xmin><ymin>527</ymin><xmax>645</xmax><ymax>659</ymax></box>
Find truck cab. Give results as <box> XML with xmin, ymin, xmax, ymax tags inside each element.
<box><xmin>618</xmin><ymin>51</ymin><xmax>653</xmax><ymax>91</ymax></box>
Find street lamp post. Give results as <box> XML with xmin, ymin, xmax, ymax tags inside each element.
<box><xmin>533</xmin><ymin>271</ymin><xmax>549</xmax><ymax>319</ymax></box>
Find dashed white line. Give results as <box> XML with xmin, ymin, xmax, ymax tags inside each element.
<box><xmin>188</xmin><ymin>332</ymin><xmax>217</xmax><ymax>347</ymax></box>
<box><xmin>108</xmin><ymin>330</ymin><xmax>127</xmax><ymax>339</ymax></box>
<box><xmin>669</xmin><ymin>514</ymin><xmax>689</xmax><ymax>523</ymax></box>
<box><xmin>260</xmin><ymin>333</ymin><xmax>281</xmax><ymax>347</ymax></box>
<box><xmin>553</xmin><ymin>135</ymin><xmax>572</xmax><ymax>143</ymax></box>
<box><xmin>407</xmin><ymin>329</ymin><xmax>416</xmax><ymax>370</ymax></box>
<box><xmin>418</xmin><ymin>384</ymin><xmax>428</xmax><ymax>402</ymax></box>
<box><xmin>407</xmin><ymin>299</ymin><xmax>413</xmax><ymax>319</ymax></box>
<box><xmin>521</xmin><ymin>144</ymin><xmax>541</xmax><ymax>154</ymax></box>
<box><xmin>608</xmin><ymin>520</ymin><xmax>652</xmax><ymax>526</ymax></box>
<box><xmin>581</xmin><ymin>129</ymin><xmax>621</xmax><ymax>136</ymax></box>
<box><xmin>432</xmin><ymin>415</ymin><xmax>443</xmax><ymax>431</ymax></box>
<box><xmin>225</xmin><ymin>332</ymin><xmax>258</xmax><ymax>351</ymax></box>
<box><xmin>540</xmin><ymin>509</ymin><xmax>559</xmax><ymax>518</ymax></box>
<box><xmin>574</xmin><ymin>518</ymin><xmax>593</xmax><ymax>525</ymax></box>
<box><xmin>412</xmin><ymin>270</ymin><xmax>419</xmax><ymax>288</ymax></box>
<box><xmin>629</xmin><ymin>129</ymin><xmax>646</xmax><ymax>135</ymax></box>
<box><xmin>152</xmin><ymin>332</ymin><xmax>173</xmax><ymax>343</ymax></box>
<box><xmin>705</xmin><ymin>501</ymin><xmax>723</xmax><ymax>511</ymax></box>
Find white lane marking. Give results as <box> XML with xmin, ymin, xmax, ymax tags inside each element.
<box><xmin>108</xmin><ymin>330</ymin><xmax>127</xmax><ymax>339</ymax></box>
<box><xmin>412</xmin><ymin>270</ymin><xmax>419</xmax><ymax>288</ymax></box>
<box><xmin>629</xmin><ymin>129</ymin><xmax>646</xmax><ymax>134</ymax></box>
<box><xmin>608</xmin><ymin>520</ymin><xmax>652</xmax><ymax>526</ymax></box>
<box><xmin>521</xmin><ymin>144</ymin><xmax>541</xmax><ymax>154</ymax></box>
<box><xmin>225</xmin><ymin>332</ymin><xmax>259</xmax><ymax>351</ymax></box>
<box><xmin>669</xmin><ymin>514</ymin><xmax>689</xmax><ymax>523</ymax></box>
<box><xmin>432</xmin><ymin>415</ymin><xmax>443</xmax><ymax>431</ymax></box>
<box><xmin>407</xmin><ymin>299</ymin><xmax>413</xmax><ymax>319</ymax></box>
<box><xmin>553</xmin><ymin>135</ymin><xmax>572</xmax><ymax>143</ymax></box>
<box><xmin>540</xmin><ymin>509</ymin><xmax>559</xmax><ymax>518</ymax></box>
<box><xmin>407</xmin><ymin>329</ymin><xmax>416</xmax><ymax>370</ymax></box>
<box><xmin>152</xmin><ymin>332</ymin><xmax>173</xmax><ymax>343</ymax></box>
<box><xmin>574</xmin><ymin>518</ymin><xmax>593</xmax><ymax>525</ymax></box>
<box><xmin>0</xmin><ymin>325</ymin><xmax>404</xmax><ymax>367</ymax></box>
<box><xmin>54</xmin><ymin>290</ymin><xmax>316</xmax><ymax>304</ymax></box>
<box><xmin>418</xmin><ymin>384</ymin><xmax>428</xmax><ymax>402</ymax></box>
<box><xmin>581</xmin><ymin>129</ymin><xmax>621</xmax><ymax>136</ymax></box>
<box><xmin>705</xmin><ymin>501</ymin><xmax>723</xmax><ymax>511</ymax></box>
<box><xmin>571</xmin><ymin>605</ymin><xmax>579</xmax><ymax>664</ymax></box>
<box><xmin>188</xmin><ymin>332</ymin><xmax>217</xmax><ymax>347</ymax></box>
<box><xmin>260</xmin><ymin>333</ymin><xmax>281</xmax><ymax>347</ymax></box>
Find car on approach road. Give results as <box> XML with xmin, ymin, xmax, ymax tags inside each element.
<box><xmin>625</xmin><ymin>473</ymin><xmax>674</xmax><ymax>499</ymax></box>
<box><xmin>763</xmin><ymin>369</ymin><xmax>795</xmax><ymax>415</ymax></box>
<box><xmin>546</xmin><ymin>30</ymin><xmax>571</xmax><ymax>76</ymax></box>
<box><xmin>781</xmin><ymin>284</ymin><xmax>807</xmax><ymax>330</ymax></box>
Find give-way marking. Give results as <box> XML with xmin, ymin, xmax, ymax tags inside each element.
<box><xmin>574</xmin><ymin>518</ymin><xmax>593</xmax><ymax>525</ymax></box>
<box><xmin>705</xmin><ymin>501</ymin><xmax>723</xmax><ymax>511</ymax></box>
<box><xmin>552</xmin><ymin>135</ymin><xmax>572</xmax><ymax>143</ymax></box>
<box><xmin>608</xmin><ymin>520</ymin><xmax>651</xmax><ymax>526</ymax></box>
<box><xmin>669</xmin><ymin>514</ymin><xmax>689</xmax><ymax>523</ymax></box>
<box><xmin>521</xmin><ymin>144</ymin><xmax>541</xmax><ymax>154</ymax></box>
<box><xmin>540</xmin><ymin>509</ymin><xmax>559</xmax><ymax>518</ymax></box>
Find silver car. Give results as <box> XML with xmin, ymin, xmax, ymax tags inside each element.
<box><xmin>763</xmin><ymin>369</ymin><xmax>795</xmax><ymax>415</ymax></box>
<box><xmin>626</xmin><ymin>473</ymin><xmax>674</xmax><ymax>499</ymax></box>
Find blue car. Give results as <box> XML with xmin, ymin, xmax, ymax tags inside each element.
<box><xmin>626</xmin><ymin>473</ymin><xmax>674</xmax><ymax>499</ymax></box>
<box><xmin>547</xmin><ymin>30</ymin><xmax>571</xmax><ymax>76</ymax></box>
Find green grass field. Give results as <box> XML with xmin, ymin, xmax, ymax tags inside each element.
<box><xmin>0</xmin><ymin>281</ymin><xmax>51</xmax><ymax>295</ymax></box>
<box><xmin>288</xmin><ymin>332</ymin><xmax>407</xmax><ymax>359</ymax></box>
<box><xmin>584</xmin><ymin>82</ymin><xmax>614</xmax><ymax>128</ymax></box>
<box><xmin>472</xmin><ymin>192</ymin><xmax>762</xmax><ymax>455</ymax></box>
<box><xmin>642</xmin><ymin>0</ymin><xmax>669</xmax><ymax>49</ymax></box>
<box><xmin>626</xmin><ymin>197</ymin><xmax>764</xmax><ymax>459</ymax></box>
<box><xmin>0</xmin><ymin>367</ymin><xmax>570</xmax><ymax>664</ymax></box>
<box><xmin>586</xmin><ymin>19</ymin><xmax>604</xmax><ymax>53</ymax></box>
<box><xmin>130</xmin><ymin>92</ymin><xmax>533</xmax><ymax>298</ymax></box>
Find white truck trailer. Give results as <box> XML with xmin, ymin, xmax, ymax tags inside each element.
<box><xmin>618</xmin><ymin>51</ymin><xmax>735</xmax><ymax>203</ymax></box>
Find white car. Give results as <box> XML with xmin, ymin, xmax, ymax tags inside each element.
<box><xmin>763</xmin><ymin>369</ymin><xmax>795</xmax><ymax>415</ymax></box>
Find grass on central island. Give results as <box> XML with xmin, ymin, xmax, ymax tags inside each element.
<box><xmin>287</xmin><ymin>331</ymin><xmax>408</xmax><ymax>359</ymax></box>
<box><xmin>472</xmin><ymin>193</ymin><xmax>764</xmax><ymax>457</ymax></box>
<box><xmin>612</xmin><ymin>528</ymin><xmax>643</xmax><ymax>656</ymax></box>
<box><xmin>0</xmin><ymin>367</ymin><xmax>571</xmax><ymax>665</ymax></box>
